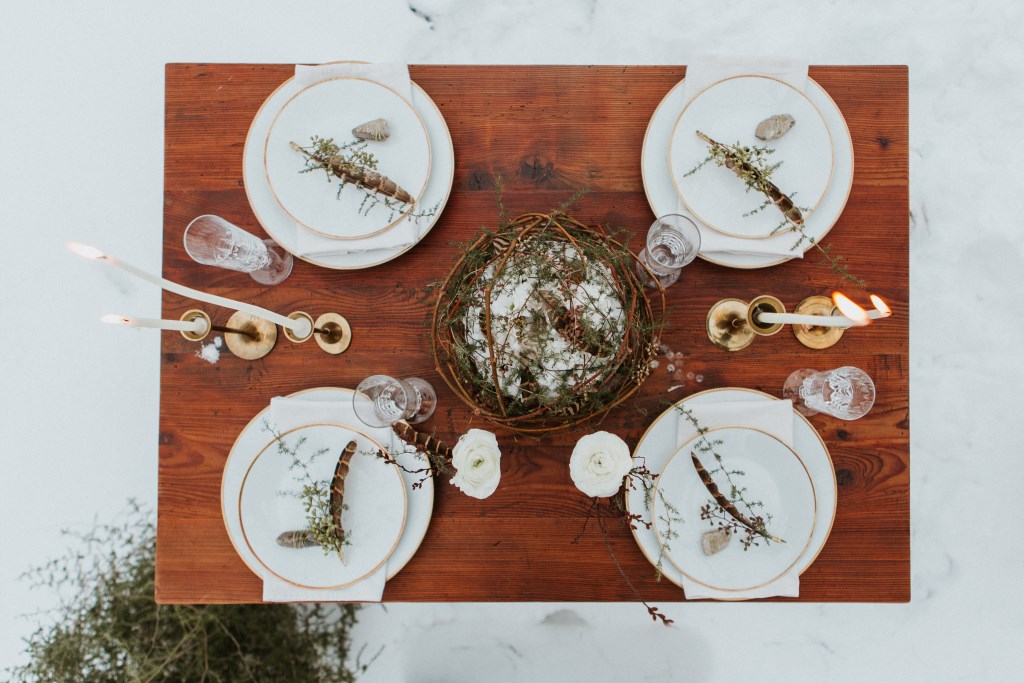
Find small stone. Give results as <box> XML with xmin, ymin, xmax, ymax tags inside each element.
<box><xmin>352</xmin><ymin>117</ymin><xmax>390</xmax><ymax>141</ymax></box>
<box><xmin>701</xmin><ymin>528</ymin><xmax>731</xmax><ymax>555</ymax></box>
<box><xmin>755</xmin><ymin>114</ymin><xmax>796</xmax><ymax>141</ymax></box>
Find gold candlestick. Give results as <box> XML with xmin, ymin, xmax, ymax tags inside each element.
<box><xmin>705</xmin><ymin>295</ymin><xmax>786</xmax><ymax>351</ymax></box>
<box><xmin>790</xmin><ymin>295</ymin><xmax>846</xmax><ymax>350</ymax></box>
<box><xmin>221</xmin><ymin>311</ymin><xmax>278</xmax><ymax>360</ymax></box>
<box><xmin>283</xmin><ymin>310</ymin><xmax>352</xmax><ymax>354</ymax></box>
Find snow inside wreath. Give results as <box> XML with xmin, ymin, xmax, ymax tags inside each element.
<box><xmin>432</xmin><ymin>211</ymin><xmax>665</xmax><ymax>434</ymax></box>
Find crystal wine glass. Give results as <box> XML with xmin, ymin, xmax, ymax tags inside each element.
<box><xmin>353</xmin><ymin>375</ymin><xmax>437</xmax><ymax>428</ymax></box>
<box><xmin>184</xmin><ymin>215</ymin><xmax>293</xmax><ymax>285</ymax></box>
<box><xmin>635</xmin><ymin>214</ymin><xmax>701</xmax><ymax>288</ymax></box>
<box><xmin>783</xmin><ymin>366</ymin><xmax>876</xmax><ymax>419</ymax></box>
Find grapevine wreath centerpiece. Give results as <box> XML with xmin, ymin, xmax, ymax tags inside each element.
<box><xmin>432</xmin><ymin>203</ymin><xmax>666</xmax><ymax>434</ymax></box>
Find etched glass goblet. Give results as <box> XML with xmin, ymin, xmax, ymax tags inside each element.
<box><xmin>353</xmin><ymin>375</ymin><xmax>437</xmax><ymax>428</ymax></box>
<box><xmin>783</xmin><ymin>366</ymin><xmax>876</xmax><ymax>419</ymax></box>
<box><xmin>184</xmin><ymin>215</ymin><xmax>293</xmax><ymax>285</ymax></box>
<box><xmin>635</xmin><ymin>214</ymin><xmax>701</xmax><ymax>288</ymax></box>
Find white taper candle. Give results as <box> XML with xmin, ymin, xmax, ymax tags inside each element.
<box><xmin>70</xmin><ymin>243</ymin><xmax>311</xmax><ymax>337</ymax></box>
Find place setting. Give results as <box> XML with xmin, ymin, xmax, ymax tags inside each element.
<box><xmin>243</xmin><ymin>61</ymin><xmax>455</xmax><ymax>270</ymax></box>
<box><xmin>641</xmin><ymin>55</ymin><xmax>855</xmax><ymax>269</ymax></box>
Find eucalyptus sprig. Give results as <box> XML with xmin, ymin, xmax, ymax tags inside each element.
<box><xmin>675</xmin><ymin>406</ymin><xmax>777</xmax><ymax>547</ymax></box>
<box><xmin>688</xmin><ymin>131</ymin><xmax>867</xmax><ymax>288</ymax></box>
<box><xmin>264</xmin><ymin>422</ymin><xmax>348</xmax><ymax>556</ymax></box>
<box><xmin>292</xmin><ymin>135</ymin><xmax>439</xmax><ymax>221</ymax></box>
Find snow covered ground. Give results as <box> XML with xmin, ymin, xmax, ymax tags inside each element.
<box><xmin>2</xmin><ymin>0</ymin><xmax>1022</xmax><ymax>679</ymax></box>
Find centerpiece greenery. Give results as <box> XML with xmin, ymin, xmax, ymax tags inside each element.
<box><xmin>431</xmin><ymin>188</ymin><xmax>665</xmax><ymax>434</ymax></box>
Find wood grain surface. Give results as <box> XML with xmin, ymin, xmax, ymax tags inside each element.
<box><xmin>158</xmin><ymin>65</ymin><xmax>909</xmax><ymax>603</ymax></box>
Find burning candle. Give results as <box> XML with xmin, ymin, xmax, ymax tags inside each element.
<box><xmin>69</xmin><ymin>243</ymin><xmax>311</xmax><ymax>337</ymax></box>
<box><xmin>867</xmin><ymin>294</ymin><xmax>892</xmax><ymax>320</ymax></box>
<box><xmin>102</xmin><ymin>314</ymin><xmax>209</xmax><ymax>334</ymax></box>
<box><xmin>754</xmin><ymin>292</ymin><xmax>871</xmax><ymax>329</ymax></box>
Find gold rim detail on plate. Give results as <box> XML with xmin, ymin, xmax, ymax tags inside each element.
<box><xmin>237</xmin><ymin>422</ymin><xmax>408</xmax><ymax>591</ymax></box>
<box><xmin>220</xmin><ymin>386</ymin><xmax>435</xmax><ymax>585</ymax></box>
<box><xmin>650</xmin><ymin>426</ymin><xmax>817</xmax><ymax>593</ymax></box>
<box><xmin>640</xmin><ymin>76</ymin><xmax>854</xmax><ymax>268</ymax></box>
<box><xmin>625</xmin><ymin>387</ymin><xmax>837</xmax><ymax>598</ymax></box>
<box><xmin>263</xmin><ymin>76</ymin><xmax>432</xmax><ymax>241</ymax></box>
<box><xmin>667</xmin><ymin>74</ymin><xmax>835</xmax><ymax>240</ymax></box>
<box><xmin>242</xmin><ymin>67</ymin><xmax>455</xmax><ymax>271</ymax></box>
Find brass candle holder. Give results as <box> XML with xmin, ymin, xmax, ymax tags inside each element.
<box><xmin>284</xmin><ymin>311</ymin><xmax>352</xmax><ymax>355</ymax></box>
<box><xmin>706</xmin><ymin>295</ymin><xmax>786</xmax><ymax>351</ymax></box>
<box><xmin>790</xmin><ymin>295</ymin><xmax>846</xmax><ymax>350</ymax></box>
<box><xmin>178</xmin><ymin>309</ymin><xmax>277</xmax><ymax>360</ymax></box>
<box><xmin>221</xmin><ymin>311</ymin><xmax>278</xmax><ymax>360</ymax></box>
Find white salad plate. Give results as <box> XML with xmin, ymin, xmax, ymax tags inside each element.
<box><xmin>642</xmin><ymin>76</ymin><xmax>853</xmax><ymax>268</ymax></box>
<box><xmin>265</xmin><ymin>77</ymin><xmax>431</xmax><ymax>240</ymax></box>
<box><xmin>239</xmin><ymin>423</ymin><xmax>406</xmax><ymax>589</ymax></box>
<box><xmin>652</xmin><ymin>427</ymin><xmax>816</xmax><ymax>592</ymax></box>
<box><xmin>669</xmin><ymin>76</ymin><xmax>834</xmax><ymax>239</ymax></box>
<box><xmin>626</xmin><ymin>388</ymin><xmax>837</xmax><ymax>598</ymax></box>
<box><xmin>222</xmin><ymin>387</ymin><xmax>434</xmax><ymax>587</ymax></box>
<box><xmin>244</xmin><ymin>76</ymin><xmax>454</xmax><ymax>270</ymax></box>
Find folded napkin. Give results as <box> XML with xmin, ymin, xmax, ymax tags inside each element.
<box><xmin>679</xmin><ymin>54</ymin><xmax>809</xmax><ymax>260</ymax></box>
<box><xmin>261</xmin><ymin>395</ymin><xmax>393</xmax><ymax>602</ymax></box>
<box><xmin>291</xmin><ymin>62</ymin><xmax>425</xmax><ymax>259</ymax></box>
<box><xmin>674</xmin><ymin>397</ymin><xmax>799</xmax><ymax>599</ymax></box>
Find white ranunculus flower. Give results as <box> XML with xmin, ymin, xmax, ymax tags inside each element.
<box><xmin>570</xmin><ymin>431</ymin><xmax>632</xmax><ymax>498</ymax></box>
<box><xmin>450</xmin><ymin>429</ymin><xmax>502</xmax><ymax>499</ymax></box>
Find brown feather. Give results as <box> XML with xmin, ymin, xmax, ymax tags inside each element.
<box><xmin>690</xmin><ymin>451</ymin><xmax>785</xmax><ymax>544</ymax></box>
<box><xmin>330</xmin><ymin>440</ymin><xmax>358</xmax><ymax>559</ymax></box>
<box><xmin>392</xmin><ymin>421</ymin><xmax>452</xmax><ymax>460</ymax></box>
<box><xmin>695</xmin><ymin>130</ymin><xmax>804</xmax><ymax>228</ymax></box>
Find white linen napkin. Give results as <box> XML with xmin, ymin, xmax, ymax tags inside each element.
<box><xmin>679</xmin><ymin>54</ymin><xmax>809</xmax><ymax>260</ymax></box>
<box><xmin>261</xmin><ymin>396</ymin><xmax>393</xmax><ymax>602</ymax></box>
<box><xmin>674</xmin><ymin>397</ymin><xmax>800</xmax><ymax>599</ymax></box>
<box><xmin>291</xmin><ymin>62</ymin><xmax>425</xmax><ymax>258</ymax></box>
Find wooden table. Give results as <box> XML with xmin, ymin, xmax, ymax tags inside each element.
<box><xmin>158</xmin><ymin>65</ymin><xmax>909</xmax><ymax>603</ymax></box>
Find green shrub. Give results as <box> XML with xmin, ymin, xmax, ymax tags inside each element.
<box><xmin>6</xmin><ymin>502</ymin><xmax>366</xmax><ymax>682</ymax></box>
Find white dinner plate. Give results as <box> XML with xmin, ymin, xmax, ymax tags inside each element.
<box><xmin>669</xmin><ymin>76</ymin><xmax>834</xmax><ymax>239</ymax></box>
<box><xmin>222</xmin><ymin>387</ymin><xmax>434</xmax><ymax>587</ymax></box>
<box><xmin>652</xmin><ymin>427</ymin><xmax>816</xmax><ymax>592</ymax></box>
<box><xmin>265</xmin><ymin>77</ymin><xmax>431</xmax><ymax>240</ymax></box>
<box><xmin>244</xmin><ymin>75</ymin><xmax>454</xmax><ymax>269</ymax></box>
<box><xmin>239</xmin><ymin>423</ymin><xmax>406</xmax><ymax>589</ymax></box>
<box><xmin>642</xmin><ymin>76</ymin><xmax>853</xmax><ymax>268</ymax></box>
<box><xmin>626</xmin><ymin>388</ymin><xmax>837</xmax><ymax>598</ymax></box>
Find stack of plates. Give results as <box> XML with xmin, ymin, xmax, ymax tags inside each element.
<box><xmin>221</xmin><ymin>387</ymin><xmax>433</xmax><ymax>590</ymax></box>
<box><xmin>243</xmin><ymin>67</ymin><xmax>454</xmax><ymax>270</ymax></box>
<box><xmin>641</xmin><ymin>75</ymin><xmax>854</xmax><ymax>269</ymax></box>
<box><xmin>626</xmin><ymin>388</ymin><xmax>837</xmax><ymax>598</ymax></box>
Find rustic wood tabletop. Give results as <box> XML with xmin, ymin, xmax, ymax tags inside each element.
<box><xmin>157</xmin><ymin>64</ymin><xmax>908</xmax><ymax>603</ymax></box>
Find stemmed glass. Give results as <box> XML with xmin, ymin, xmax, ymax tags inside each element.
<box><xmin>783</xmin><ymin>366</ymin><xmax>876</xmax><ymax>419</ymax></box>
<box><xmin>635</xmin><ymin>214</ymin><xmax>701</xmax><ymax>288</ymax></box>
<box><xmin>184</xmin><ymin>215</ymin><xmax>293</xmax><ymax>285</ymax></box>
<box><xmin>353</xmin><ymin>375</ymin><xmax>437</xmax><ymax>428</ymax></box>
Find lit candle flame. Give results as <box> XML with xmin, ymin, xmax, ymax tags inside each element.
<box><xmin>68</xmin><ymin>242</ymin><xmax>105</xmax><ymax>259</ymax></box>
<box><xmin>101</xmin><ymin>314</ymin><xmax>130</xmax><ymax>325</ymax></box>
<box><xmin>869</xmin><ymin>294</ymin><xmax>891</xmax><ymax>317</ymax></box>
<box><xmin>832</xmin><ymin>292</ymin><xmax>870</xmax><ymax>326</ymax></box>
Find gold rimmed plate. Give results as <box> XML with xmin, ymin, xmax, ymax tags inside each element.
<box><xmin>625</xmin><ymin>388</ymin><xmax>837</xmax><ymax>597</ymax></box>
<box><xmin>652</xmin><ymin>427</ymin><xmax>816</xmax><ymax>592</ymax></box>
<box><xmin>641</xmin><ymin>76</ymin><xmax>853</xmax><ymax>268</ymax></box>
<box><xmin>238</xmin><ymin>422</ymin><xmax>407</xmax><ymax>590</ymax></box>
<box><xmin>242</xmin><ymin>69</ymin><xmax>455</xmax><ymax>270</ymax></box>
<box><xmin>669</xmin><ymin>75</ymin><xmax>834</xmax><ymax>240</ymax></box>
<box><xmin>264</xmin><ymin>76</ymin><xmax>432</xmax><ymax>241</ymax></box>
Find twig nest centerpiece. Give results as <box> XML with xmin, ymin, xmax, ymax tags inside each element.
<box><xmin>432</xmin><ymin>211</ymin><xmax>665</xmax><ymax>434</ymax></box>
